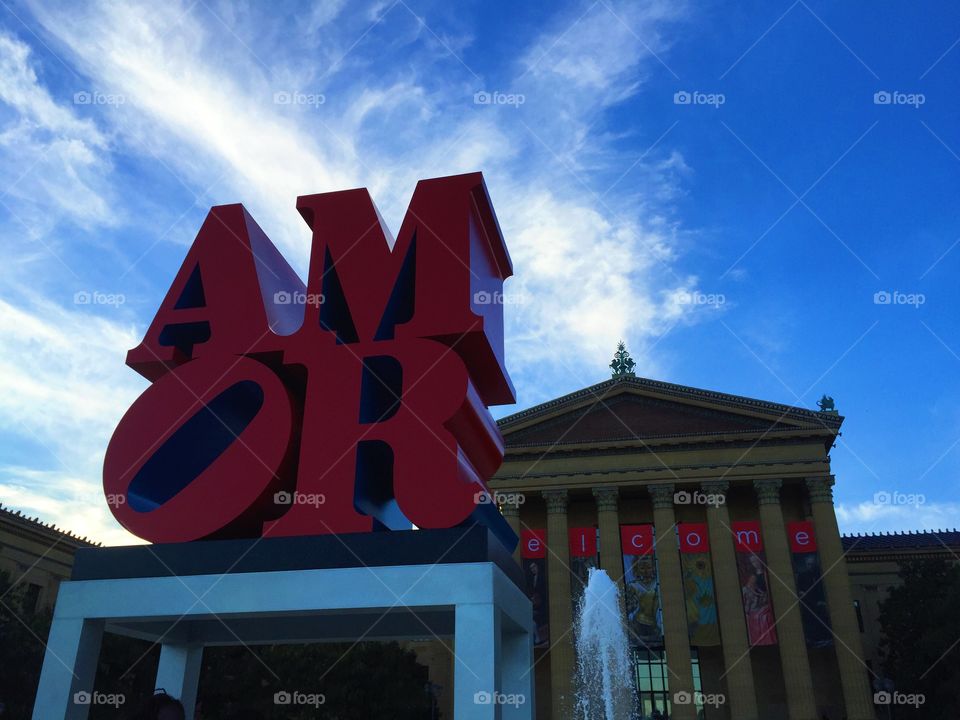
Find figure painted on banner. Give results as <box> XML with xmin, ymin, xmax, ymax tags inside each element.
<box><xmin>793</xmin><ymin>552</ymin><xmax>833</xmax><ymax>647</ymax></box>
<box><xmin>683</xmin><ymin>555</ymin><xmax>719</xmax><ymax>645</ymax></box>
<box><xmin>524</xmin><ymin>559</ymin><xmax>550</xmax><ymax>647</ymax></box>
<box><xmin>739</xmin><ymin>552</ymin><xmax>776</xmax><ymax>645</ymax></box>
<box><xmin>622</xmin><ymin>554</ymin><xmax>662</xmax><ymax>644</ymax></box>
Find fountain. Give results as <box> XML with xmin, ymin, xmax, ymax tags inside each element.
<box><xmin>574</xmin><ymin>567</ymin><xmax>638</xmax><ymax>720</ymax></box>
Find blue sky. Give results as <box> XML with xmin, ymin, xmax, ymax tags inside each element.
<box><xmin>0</xmin><ymin>0</ymin><xmax>957</xmax><ymax>544</ymax></box>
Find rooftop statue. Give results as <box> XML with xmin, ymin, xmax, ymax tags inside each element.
<box><xmin>610</xmin><ymin>341</ymin><xmax>636</xmax><ymax>378</ymax></box>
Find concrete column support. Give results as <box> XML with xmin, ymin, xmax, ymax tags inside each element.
<box><xmin>31</xmin><ymin>617</ymin><xmax>104</xmax><ymax>720</ymax></box>
<box><xmin>155</xmin><ymin>643</ymin><xmax>203</xmax><ymax>718</ymax></box>
<box><xmin>807</xmin><ymin>476</ymin><xmax>876</xmax><ymax>720</ymax></box>
<box><xmin>649</xmin><ymin>483</ymin><xmax>697</xmax><ymax>720</ymax></box>
<box><xmin>702</xmin><ymin>479</ymin><xmax>759</xmax><ymax>720</ymax></box>
<box><xmin>454</xmin><ymin>602</ymin><xmax>500</xmax><ymax>719</ymax></box>
<box><xmin>754</xmin><ymin>479</ymin><xmax>817</xmax><ymax>720</ymax></box>
<box><xmin>501</xmin><ymin>500</ymin><xmax>522</xmax><ymax>564</ymax></box>
<box><xmin>592</xmin><ymin>486</ymin><xmax>623</xmax><ymax>589</ymax></box>
<box><xmin>543</xmin><ymin>489</ymin><xmax>574</xmax><ymax>720</ymax></box>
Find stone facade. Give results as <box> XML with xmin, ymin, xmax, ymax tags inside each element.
<box><xmin>0</xmin><ymin>504</ymin><xmax>97</xmax><ymax>611</ymax></box>
<box><xmin>489</xmin><ymin>375</ymin><xmax>887</xmax><ymax>720</ymax></box>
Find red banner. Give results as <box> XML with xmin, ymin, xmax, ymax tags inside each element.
<box><xmin>787</xmin><ymin>521</ymin><xmax>818</xmax><ymax>552</ymax></box>
<box><xmin>732</xmin><ymin>521</ymin><xmax>763</xmax><ymax>553</ymax></box>
<box><xmin>569</xmin><ymin>527</ymin><xmax>598</xmax><ymax>557</ymax></box>
<box><xmin>519</xmin><ymin>533</ymin><xmax>549</xmax><ymax>647</ymax></box>
<box><xmin>678</xmin><ymin>523</ymin><xmax>710</xmax><ymax>553</ymax></box>
<box><xmin>787</xmin><ymin>522</ymin><xmax>832</xmax><ymax>647</ymax></box>
<box><xmin>621</xmin><ymin>524</ymin><xmax>655</xmax><ymax>556</ymax></box>
<box><xmin>520</xmin><ymin>529</ymin><xmax>546</xmax><ymax>559</ymax></box>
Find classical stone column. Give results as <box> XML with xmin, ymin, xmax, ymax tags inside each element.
<box><xmin>648</xmin><ymin>483</ymin><xmax>697</xmax><ymax>720</ymax></box>
<box><xmin>500</xmin><ymin>499</ymin><xmax>522</xmax><ymax>564</ymax></box>
<box><xmin>543</xmin><ymin>489</ymin><xmax>574</xmax><ymax>719</ymax></box>
<box><xmin>807</xmin><ymin>477</ymin><xmax>876</xmax><ymax>720</ymax></box>
<box><xmin>701</xmin><ymin>480</ymin><xmax>759</xmax><ymax>720</ymax></box>
<box><xmin>156</xmin><ymin>644</ymin><xmax>203</xmax><ymax>719</ymax></box>
<box><xmin>592</xmin><ymin>487</ymin><xmax>623</xmax><ymax>586</ymax></box>
<box><xmin>754</xmin><ymin>479</ymin><xmax>817</xmax><ymax>720</ymax></box>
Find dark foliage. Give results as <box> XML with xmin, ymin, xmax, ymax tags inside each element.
<box><xmin>196</xmin><ymin>641</ymin><xmax>434</xmax><ymax>719</ymax></box>
<box><xmin>878</xmin><ymin>557</ymin><xmax>960</xmax><ymax>719</ymax></box>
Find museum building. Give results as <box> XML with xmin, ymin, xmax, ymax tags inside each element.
<box><xmin>487</xmin><ymin>354</ymin><xmax>910</xmax><ymax>720</ymax></box>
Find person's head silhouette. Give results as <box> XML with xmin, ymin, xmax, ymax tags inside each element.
<box><xmin>143</xmin><ymin>689</ymin><xmax>185</xmax><ymax>720</ymax></box>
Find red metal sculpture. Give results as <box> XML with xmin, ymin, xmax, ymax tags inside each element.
<box><xmin>104</xmin><ymin>172</ymin><xmax>517</xmax><ymax>547</ymax></box>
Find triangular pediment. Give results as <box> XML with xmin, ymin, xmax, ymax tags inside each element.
<box><xmin>498</xmin><ymin>376</ymin><xmax>840</xmax><ymax>447</ymax></box>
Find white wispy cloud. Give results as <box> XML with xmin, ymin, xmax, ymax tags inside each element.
<box><xmin>0</xmin><ymin>295</ymin><xmax>145</xmax><ymax>544</ymax></box>
<box><xmin>836</xmin><ymin>499</ymin><xmax>960</xmax><ymax>534</ymax></box>
<box><xmin>22</xmin><ymin>0</ymin><xmax>697</xmax><ymax>367</ymax></box>
<box><xmin>1</xmin><ymin>0</ymin><xmax>700</xmax><ymax>542</ymax></box>
<box><xmin>0</xmin><ymin>30</ymin><xmax>115</xmax><ymax>251</ymax></box>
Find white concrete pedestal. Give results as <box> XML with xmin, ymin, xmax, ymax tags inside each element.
<box><xmin>33</xmin><ymin>561</ymin><xmax>533</xmax><ymax>719</ymax></box>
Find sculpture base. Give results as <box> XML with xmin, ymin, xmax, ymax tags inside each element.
<box><xmin>33</xmin><ymin>528</ymin><xmax>534</xmax><ymax>720</ymax></box>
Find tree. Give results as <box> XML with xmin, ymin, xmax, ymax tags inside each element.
<box><xmin>0</xmin><ymin>570</ymin><xmax>159</xmax><ymax>718</ymax></box>
<box><xmin>0</xmin><ymin>570</ymin><xmax>51</xmax><ymax>718</ymax></box>
<box><xmin>197</xmin><ymin>641</ymin><xmax>434</xmax><ymax>719</ymax></box>
<box><xmin>877</xmin><ymin>557</ymin><xmax>960</xmax><ymax>719</ymax></box>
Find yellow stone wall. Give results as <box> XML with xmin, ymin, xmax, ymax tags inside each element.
<box><xmin>0</xmin><ymin>512</ymin><xmax>93</xmax><ymax>609</ymax></box>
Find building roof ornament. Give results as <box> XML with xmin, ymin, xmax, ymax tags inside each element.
<box><xmin>817</xmin><ymin>394</ymin><xmax>838</xmax><ymax>414</ymax></box>
<box><xmin>610</xmin><ymin>341</ymin><xmax>636</xmax><ymax>378</ymax></box>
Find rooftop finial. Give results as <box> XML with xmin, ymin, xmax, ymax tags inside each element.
<box><xmin>817</xmin><ymin>394</ymin><xmax>837</xmax><ymax>414</ymax></box>
<box><xmin>610</xmin><ymin>341</ymin><xmax>636</xmax><ymax>378</ymax></box>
